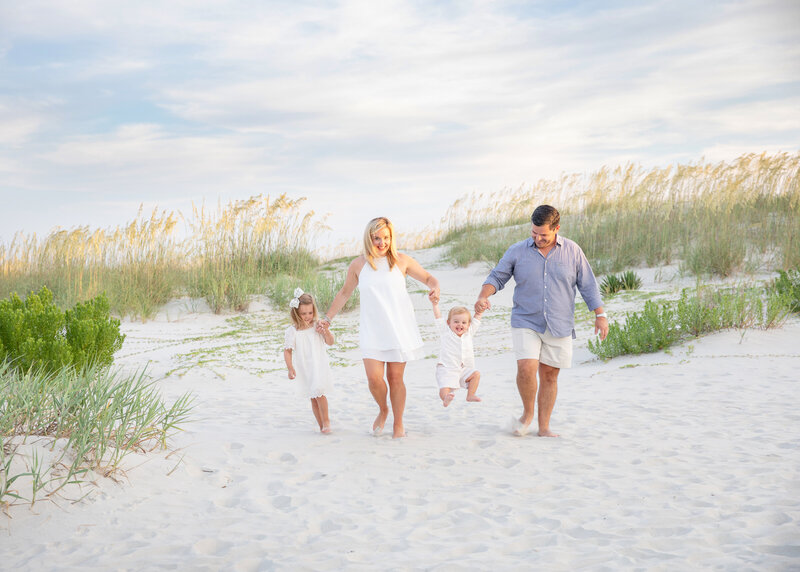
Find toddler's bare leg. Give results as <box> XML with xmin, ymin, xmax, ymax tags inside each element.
<box><xmin>465</xmin><ymin>371</ymin><xmax>482</xmax><ymax>402</ymax></box>
<box><xmin>439</xmin><ymin>387</ymin><xmax>455</xmax><ymax>407</ymax></box>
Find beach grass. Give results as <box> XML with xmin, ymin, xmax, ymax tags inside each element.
<box><xmin>0</xmin><ymin>195</ymin><xmax>327</xmax><ymax>319</ymax></box>
<box><xmin>0</xmin><ymin>362</ymin><xmax>193</xmax><ymax>510</ymax></box>
<box><xmin>436</xmin><ymin>153</ymin><xmax>800</xmax><ymax>275</ymax></box>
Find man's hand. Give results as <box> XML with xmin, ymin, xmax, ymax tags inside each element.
<box><xmin>594</xmin><ymin>316</ymin><xmax>609</xmax><ymax>341</ymax></box>
<box><xmin>475</xmin><ymin>297</ymin><xmax>491</xmax><ymax>314</ymax></box>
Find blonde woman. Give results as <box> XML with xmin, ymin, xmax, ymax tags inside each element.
<box><xmin>319</xmin><ymin>217</ymin><xmax>440</xmax><ymax>438</ymax></box>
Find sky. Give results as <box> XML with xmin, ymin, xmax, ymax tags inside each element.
<box><xmin>1</xmin><ymin>0</ymin><xmax>798</xmax><ymax>249</ymax></box>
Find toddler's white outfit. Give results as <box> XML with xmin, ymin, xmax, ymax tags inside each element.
<box><xmin>435</xmin><ymin>316</ymin><xmax>481</xmax><ymax>389</ymax></box>
<box><xmin>284</xmin><ymin>325</ymin><xmax>334</xmax><ymax>398</ymax></box>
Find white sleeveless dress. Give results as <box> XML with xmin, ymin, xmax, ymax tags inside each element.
<box><xmin>284</xmin><ymin>325</ymin><xmax>334</xmax><ymax>398</ymax></box>
<box><xmin>358</xmin><ymin>256</ymin><xmax>425</xmax><ymax>362</ymax></box>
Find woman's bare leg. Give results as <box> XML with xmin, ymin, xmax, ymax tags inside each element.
<box><xmin>386</xmin><ymin>361</ymin><xmax>407</xmax><ymax>438</ymax></box>
<box><xmin>363</xmin><ymin>358</ymin><xmax>389</xmax><ymax>433</ymax></box>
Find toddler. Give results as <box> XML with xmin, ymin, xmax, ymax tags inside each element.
<box><xmin>284</xmin><ymin>288</ymin><xmax>335</xmax><ymax>433</ymax></box>
<box><xmin>431</xmin><ymin>299</ymin><xmax>483</xmax><ymax>407</ymax></box>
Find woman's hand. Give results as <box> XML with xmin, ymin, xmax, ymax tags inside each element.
<box><xmin>427</xmin><ymin>287</ymin><xmax>440</xmax><ymax>304</ymax></box>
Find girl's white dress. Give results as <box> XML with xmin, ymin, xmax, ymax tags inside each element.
<box><xmin>284</xmin><ymin>325</ymin><xmax>334</xmax><ymax>398</ymax></box>
<box><xmin>358</xmin><ymin>256</ymin><xmax>425</xmax><ymax>362</ymax></box>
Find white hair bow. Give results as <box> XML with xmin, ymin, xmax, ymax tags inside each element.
<box><xmin>289</xmin><ymin>287</ymin><xmax>304</xmax><ymax>308</ymax></box>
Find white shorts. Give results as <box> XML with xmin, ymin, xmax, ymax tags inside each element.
<box><xmin>511</xmin><ymin>327</ymin><xmax>572</xmax><ymax>369</ymax></box>
<box><xmin>436</xmin><ymin>364</ymin><xmax>477</xmax><ymax>390</ymax></box>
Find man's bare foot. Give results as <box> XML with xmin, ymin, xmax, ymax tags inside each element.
<box><xmin>538</xmin><ymin>428</ymin><xmax>559</xmax><ymax>437</ymax></box>
<box><xmin>373</xmin><ymin>411</ymin><xmax>388</xmax><ymax>434</ymax></box>
<box><xmin>511</xmin><ymin>416</ymin><xmax>532</xmax><ymax>436</ymax></box>
<box><xmin>466</xmin><ymin>395</ymin><xmax>482</xmax><ymax>402</ymax></box>
<box><xmin>392</xmin><ymin>423</ymin><xmax>406</xmax><ymax>439</ymax></box>
<box><xmin>442</xmin><ymin>392</ymin><xmax>454</xmax><ymax>407</ymax></box>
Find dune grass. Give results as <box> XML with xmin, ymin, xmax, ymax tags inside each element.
<box><xmin>437</xmin><ymin>153</ymin><xmax>800</xmax><ymax>275</ymax></box>
<box><xmin>0</xmin><ymin>362</ymin><xmax>193</xmax><ymax>510</ymax></box>
<box><xmin>0</xmin><ymin>195</ymin><xmax>327</xmax><ymax>319</ymax></box>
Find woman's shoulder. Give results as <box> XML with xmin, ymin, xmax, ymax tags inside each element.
<box><xmin>348</xmin><ymin>254</ymin><xmax>369</xmax><ymax>274</ymax></box>
<box><xmin>349</xmin><ymin>254</ymin><xmax>368</xmax><ymax>269</ymax></box>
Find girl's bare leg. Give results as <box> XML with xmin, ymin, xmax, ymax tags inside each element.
<box><xmin>310</xmin><ymin>398</ymin><xmax>323</xmax><ymax>429</ymax></box>
<box><xmin>315</xmin><ymin>396</ymin><xmax>331</xmax><ymax>433</ymax></box>
<box><xmin>386</xmin><ymin>361</ymin><xmax>407</xmax><ymax>438</ymax></box>
<box><xmin>363</xmin><ymin>359</ymin><xmax>389</xmax><ymax>433</ymax></box>
<box><xmin>465</xmin><ymin>371</ymin><xmax>482</xmax><ymax>402</ymax></box>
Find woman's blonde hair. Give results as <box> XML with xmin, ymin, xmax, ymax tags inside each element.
<box><xmin>289</xmin><ymin>292</ymin><xmax>318</xmax><ymax>328</ymax></box>
<box><xmin>363</xmin><ymin>216</ymin><xmax>399</xmax><ymax>270</ymax></box>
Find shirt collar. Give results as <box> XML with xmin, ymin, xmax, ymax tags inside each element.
<box><xmin>528</xmin><ymin>235</ymin><xmax>563</xmax><ymax>249</ymax></box>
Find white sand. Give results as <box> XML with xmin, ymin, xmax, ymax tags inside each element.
<box><xmin>4</xmin><ymin>248</ymin><xmax>800</xmax><ymax>570</ymax></box>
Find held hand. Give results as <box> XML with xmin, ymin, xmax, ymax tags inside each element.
<box><xmin>475</xmin><ymin>297</ymin><xmax>491</xmax><ymax>314</ymax></box>
<box><xmin>315</xmin><ymin>319</ymin><xmax>329</xmax><ymax>333</ymax></box>
<box><xmin>595</xmin><ymin>316</ymin><xmax>609</xmax><ymax>341</ymax></box>
<box><xmin>288</xmin><ymin>367</ymin><xmax>296</xmax><ymax>380</ymax></box>
<box><xmin>428</xmin><ymin>287</ymin><xmax>440</xmax><ymax>304</ymax></box>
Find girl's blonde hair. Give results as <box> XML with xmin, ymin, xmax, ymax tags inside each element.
<box><xmin>447</xmin><ymin>306</ymin><xmax>471</xmax><ymax>323</ymax></box>
<box><xmin>289</xmin><ymin>293</ymin><xmax>318</xmax><ymax>328</ymax></box>
<box><xmin>363</xmin><ymin>216</ymin><xmax>399</xmax><ymax>270</ymax></box>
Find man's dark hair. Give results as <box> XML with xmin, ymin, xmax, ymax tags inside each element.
<box><xmin>531</xmin><ymin>205</ymin><xmax>560</xmax><ymax>229</ymax></box>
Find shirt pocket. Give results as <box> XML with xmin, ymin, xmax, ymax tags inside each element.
<box><xmin>546</xmin><ymin>260</ymin><xmax>576</xmax><ymax>284</ymax></box>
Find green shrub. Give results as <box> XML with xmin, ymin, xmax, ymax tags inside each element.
<box><xmin>589</xmin><ymin>300</ymin><xmax>679</xmax><ymax>359</ymax></box>
<box><xmin>771</xmin><ymin>268</ymin><xmax>800</xmax><ymax>312</ymax></box>
<box><xmin>589</xmin><ymin>285</ymin><xmax>791</xmax><ymax>360</ymax></box>
<box><xmin>0</xmin><ymin>287</ymin><xmax>125</xmax><ymax>373</ymax></box>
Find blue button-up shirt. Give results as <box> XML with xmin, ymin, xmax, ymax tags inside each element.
<box><xmin>483</xmin><ymin>235</ymin><xmax>603</xmax><ymax>338</ymax></box>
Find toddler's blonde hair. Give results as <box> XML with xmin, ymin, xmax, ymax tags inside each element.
<box><xmin>447</xmin><ymin>306</ymin><xmax>471</xmax><ymax>323</ymax></box>
<box><xmin>289</xmin><ymin>293</ymin><xmax>318</xmax><ymax>328</ymax></box>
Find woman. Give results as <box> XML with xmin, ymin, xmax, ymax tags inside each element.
<box><xmin>318</xmin><ymin>217</ymin><xmax>440</xmax><ymax>438</ymax></box>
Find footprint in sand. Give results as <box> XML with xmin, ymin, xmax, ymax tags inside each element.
<box><xmin>193</xmin><ymin>538</ymin><xmax>233</xmax><ymax>556</ymax></box>
<box><xmin>272</xmin><ymin>495</ymin><xmax>292</xmax><ymax>510</ymax></box>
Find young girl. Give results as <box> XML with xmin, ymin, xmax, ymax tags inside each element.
<box><xmin>284</xmin><ymin>288</ymin><xmax>335</xmax><ymax>433</ymax></box>
<box><xmin>431</xmin><ymin>299</ymin><xmax>483</xmax><ymax>407</ymax></box>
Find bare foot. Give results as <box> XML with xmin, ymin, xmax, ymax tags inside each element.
<box><xmin>442</xmin><ymin>392</ymin><xmax>455</xmax><ymax>407</ymax></box>
<box><xmin>373</xmin><ymin>411</ymin><xmax>388</xmax><ymax>435</ymax></box>
<box><xmin>321</xmin><ymin>425</ymin><xmax>332</xmax><ymax>434</ymax></box>
<box><xmin>392</xmin><ymin>424</ymin><xmax>406</xmax><ymax>439</ymax></box>
<box><xmin>538</xmin><ymin>428</ymin><xmax>559</xmax><ymax>437</ymax></box>
<box><xmin>466</xmin><ymin>395</ymin><xmax>482</xmax><ymax>402</ymax></box>
<box><xmin>511</xmin><ymin>416</ymin><xmax>531</xmax><ymax>436</ymax></box>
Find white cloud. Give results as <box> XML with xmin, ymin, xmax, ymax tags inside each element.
<box><xmin>1</xmin><ymin>0</ymin><xmax>798</xmax><ymax>242</ymax></box>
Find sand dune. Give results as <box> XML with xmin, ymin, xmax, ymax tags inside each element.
<box><xmin>4</xmin><ymin>248</ymin><xmax>800</xmax><ymax>570</ymax></box>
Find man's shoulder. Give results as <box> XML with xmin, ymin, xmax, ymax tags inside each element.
<box><xmin>506</xmin><ymin>237</ymin><xmax>533</xmax><ymax>253</ymax></box>
<box><xmin>557</xmin><ymin>236</ymin><xmax>585</xmax><ymax>254</ymax></box>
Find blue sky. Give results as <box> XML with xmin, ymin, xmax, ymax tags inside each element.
<box><xmin>1</xmin><ymin>0</ymin><xmax>798</xmax><ymax>248</ymax></box>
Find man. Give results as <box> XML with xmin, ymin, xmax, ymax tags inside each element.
<box><xmin>475</xmin><ymin>205</ymin><xmax>608</xmax><ymax>437</ymax></box>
